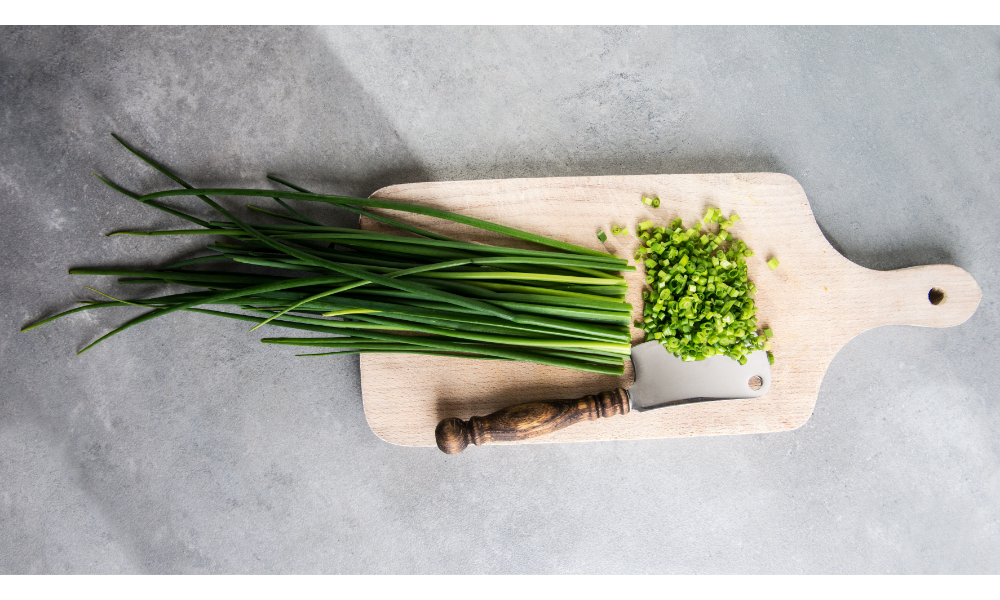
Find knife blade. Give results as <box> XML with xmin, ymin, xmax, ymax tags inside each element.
<box><xmin>435</xmin><ymin>341</ymin><xmax>771</xmax><ymax>453</ymax></box>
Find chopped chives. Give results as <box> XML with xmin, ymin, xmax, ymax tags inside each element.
<box><xmin>767</xmin><ymin>257</ymin><xmax>780</xmax><ymax>270</ymax></box>
<box><xmin>635</xmin><ymin>203</ymin><xmax>773</xmax><ymax>365</ymax></box>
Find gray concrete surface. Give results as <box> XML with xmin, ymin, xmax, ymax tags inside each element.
<box><xmin>1</xmin><ymin>26</ymin><xmax>998</xmax><ymax>574</ymax></box>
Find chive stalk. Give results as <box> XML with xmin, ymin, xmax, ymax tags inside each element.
<box><xmin>24</xmin><ymin>135</ymin><xmax>636</xmax><ymax>375</ymax></box>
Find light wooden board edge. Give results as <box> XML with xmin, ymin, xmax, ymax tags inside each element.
<box><xmin>357</xmin><ymin>173</ymin><xmax>981</xmax><ymax>448</ymax></box>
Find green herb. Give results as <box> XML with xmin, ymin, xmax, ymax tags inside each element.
<box><xmin>767</xmin><ymin>257</ymin><xmax>780</xmax><ymax>270</ymax></box>
<box><xmin>597</xmin><ymin>230</ymin><xmax>608</xmax><ymax>242</ymax></box>
<box><xmin>22</xmin><ymin>135</ymin><xmax>635</xmax><ymax>376</ymax></box>
<box><xmin>634</xmin><ymin>206</ymin><xmax>772</xmax><ymax>365</ymax></box>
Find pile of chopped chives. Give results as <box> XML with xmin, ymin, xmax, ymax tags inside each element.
<box><xmin>634</xmin><ymin>207</ymin><xmax>773</xmax><ymax>365</ymax></box>
<box><xmin>22</xmin><ymin>136</ymin><xmax>635</xmax><ymax>376</ymax></box>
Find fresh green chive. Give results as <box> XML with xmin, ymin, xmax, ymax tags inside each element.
<box><xmin>26</xmin><ymin>136</ymin><xmax>636</xmax><ymax>376</ymax></box>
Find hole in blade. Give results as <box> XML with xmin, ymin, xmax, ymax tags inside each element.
<box><xmin>748</xmin><ymin>376</ymin><xmax>762</xmax><ymax>391</ymax></box>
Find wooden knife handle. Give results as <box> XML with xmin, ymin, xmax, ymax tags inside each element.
<box><xmin>435</xmin><ymin>388</ymin><xmax>630</xmax><ymax>454</ymax></box>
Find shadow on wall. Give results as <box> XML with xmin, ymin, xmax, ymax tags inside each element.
<box><xmin>60</xmin><ymin>26</ymin><xmax>431</xmax><ymax>202</ymax></box>
<box><xmin>2</xmin><ymin>26</ymin><xmax>436</xmax><ymax>330</ymax></box>
<box><xmin>1</xmin><ymin>26</ymin><xmax>441</xmax><ymax>573</ymax></box>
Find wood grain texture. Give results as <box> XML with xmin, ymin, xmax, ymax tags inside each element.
<box><xmin>358</xmin><ymin>173</ymin><xmax>981</xmax><ymax>447</ymax></box>
<box><xmin>435</xmin><ymin>388</ymin><xmax>630</xmax><ymax>454</ymax></box>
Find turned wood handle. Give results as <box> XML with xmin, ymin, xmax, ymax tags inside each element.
<box><xmin>435</xmin><ymin>388</ymin><xmax>630</xmax><ymax>454</ymax></box>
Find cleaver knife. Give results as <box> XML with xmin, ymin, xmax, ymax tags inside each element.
<box><xmin>435</xmin><ymin>342</ymin><xmax>771</xmax><ymax>453</ymax></box>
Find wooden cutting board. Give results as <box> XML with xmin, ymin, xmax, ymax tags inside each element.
<box><xmin>357</xmin><ymin>173</ymin><xmax>981</xmax><ymax>447</ymax></box>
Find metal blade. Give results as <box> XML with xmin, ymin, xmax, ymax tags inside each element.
<box><xmin>627</xmin><ymin>341</ymin><xmax>771</xmax><ymax>412</ymax></box>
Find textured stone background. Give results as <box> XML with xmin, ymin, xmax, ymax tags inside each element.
<box><xmin>1</xmin><ymin>26</ymin><xmax>997</xmax><ymax>573</ymax></box>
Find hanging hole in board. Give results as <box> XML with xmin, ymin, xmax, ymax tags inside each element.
<box><xmin>748</xmin><ymin>376</ymin><xmax>762</xmax><ymax>391</ymax></box>
<box><xmin>928</xmin><ymin>288</ymin><xmax>946</xmax><ymax>306</ymax></box>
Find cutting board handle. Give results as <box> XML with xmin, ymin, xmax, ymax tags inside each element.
<box><xmin>435</xmin><ymin>388</ymin><xmax>630</xmax><ymax>454</ymax></box>
<box><xmin>857</xmin><ymin>264</ymin><xmax>981</xmax><ymax>329</ymax></box>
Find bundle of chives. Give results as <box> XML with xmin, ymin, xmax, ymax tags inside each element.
<box><xmin>22</xmin><ymin>135</ymin><xmax>634</xmax><ymax>376</ymax></box>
